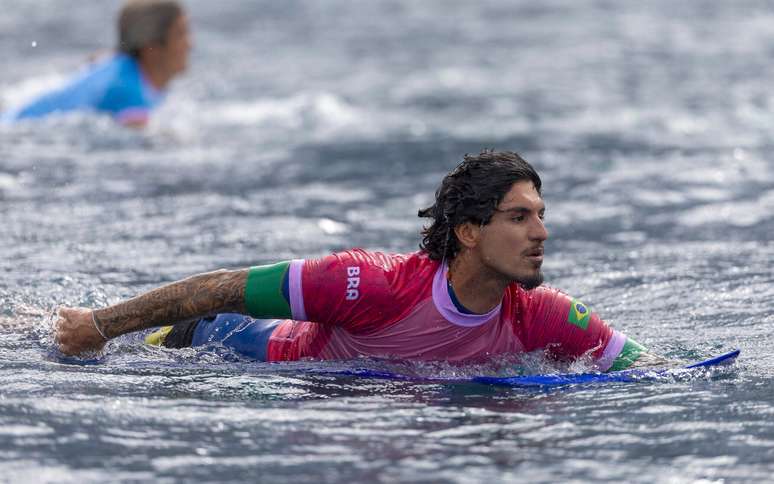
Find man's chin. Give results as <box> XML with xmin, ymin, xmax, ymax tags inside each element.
<box><xmin>517</xmin><ymin>271</ymin><xmax>544</xmax><ymax>290</ymax></box>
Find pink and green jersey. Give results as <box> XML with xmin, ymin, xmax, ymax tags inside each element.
<box><xmin>244</xmin><ymin>249</ymin><xmax>638</xmax><ymax>370</ymax></box>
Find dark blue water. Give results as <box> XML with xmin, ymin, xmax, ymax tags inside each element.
<box><xmin>2</xmin><ymin>1</ymin><xmax>774</xmax><ymax>482</ymax></box>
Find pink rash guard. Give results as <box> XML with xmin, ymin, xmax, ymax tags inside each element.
<box><xmin>263</xmin><ymin>249</ymin><xmax>628</xmax><ymax>370</ymax></box>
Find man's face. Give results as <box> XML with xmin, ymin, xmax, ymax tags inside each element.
<box><xmin>160</xmin><ymin>14</ymin><xmax>191</xmax><ymax>75</ymax></box>
<box><xmin>474</xmin><ymin>180</ymin><xmax>548</xmax><ymax>289</ymax></box>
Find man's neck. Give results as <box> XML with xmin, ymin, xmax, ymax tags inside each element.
<box><xmin>447</xmin><ymin>252</ymin><xmax>510</xmax><ymax>314</ymax></box>
<box><xmin>138</xmin><ymin>56</ymin><xmax>172</xmax><ymax>90</ymax></box>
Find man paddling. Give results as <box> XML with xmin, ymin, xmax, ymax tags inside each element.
<box><xmin>3</xmin><ymin>0</ymin><xmax>191</xmax><ymax>127</ymax></box>
<box><xmin>55</xmin><ymin>150</ymin><xmax>664</xmax><ymax>370</ymax></box>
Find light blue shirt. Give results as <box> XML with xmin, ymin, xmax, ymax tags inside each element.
<box><xmin>4</xmin><ymin>54</ymin><xmax>165</xmax><ymax>123</ymax></box>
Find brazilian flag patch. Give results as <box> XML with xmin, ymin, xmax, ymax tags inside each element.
<box><xmin>568</xmin><ymin>298</ymin><xmax>591</xmax><ymax>330</ymax></box>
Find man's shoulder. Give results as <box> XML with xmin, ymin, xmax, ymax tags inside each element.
<box><xmin>507</xmin><ymin>284</ymin><xmax>572</xmax><ymax>306</ymax></box>
<box><xmin>102</xmin><ymin>57</ymin><xmax>142</xmax><ymax>87</ymax></box>
<box><xmin>327</xmin><ymin>248</ymin><xmax>437</xmax><ymax>272</ymax></box>
<box><xmin>72</xmin><ymin>54</ymin><xmax>131</xmax><ymax>87</ymax></box>
<box><xmin>97</xmin><ymin>55</ymin><xmax>162</xmax><ymax>109</ymax></box>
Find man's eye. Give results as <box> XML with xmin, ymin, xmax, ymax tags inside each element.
<box><xmin>512</xmin><ymin>215</ymin><xmax>525</xmax><ymax>222</ymax></box>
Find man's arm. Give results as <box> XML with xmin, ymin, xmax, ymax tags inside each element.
<box><xmin>55</xmin><ymin>269</ymin><xmax>248</xmax><ymax>355</ymax></box>
<box><xmin>518</xmin><ymin>287</ymin><xmax>674</xmax><ymax>371</ymax></box>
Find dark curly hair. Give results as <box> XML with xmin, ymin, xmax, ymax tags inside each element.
<box><xmin>418</xmin><ymin>150</ymin><xmax>542</xmax><ymax>261</ymax></box>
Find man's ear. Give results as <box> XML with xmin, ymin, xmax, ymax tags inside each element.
<box><xmin>454</xmin><ymin>222</ymin><xmax>481</xmax><ymax>250</ymax></box>
<box><xmin>138</xmin><ymin>43</ymin><xmax>161</xmax><ymax>61</ymax></box>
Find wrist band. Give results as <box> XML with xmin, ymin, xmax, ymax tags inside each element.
<box><xmin>92</xmin><ymin>311</ymin><xmax>109</xmax><ymax>341</ymax></box>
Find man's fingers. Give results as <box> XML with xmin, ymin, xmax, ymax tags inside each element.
<box><xmin>54</xmin><ymin>319</ymin><xmax>70</xmax><ymax>352</ymax></box>
<box><xmin>54</xmin><ymin>316</ymin><xmax>65</xmax><ymax>334</ymax></box>
<box><xmin>57</xmin><ymin>306</ymin><xmax>77</xmax><ymax>321</ymax></box>
<box><xmin>58</xmin><ymin>342</ymin><xmax>71</xmax><ymax>355</ymax></box>
<box><xmin>54</xmin><ymin>307</ymin><xmax>71</xmax><ymax>333</ymax></box>
<box><xmin>52</xmin><ymin>306</ymin><xmax>106</xmax><ymax>356</ymax></box>
<box><xmin>53</xmin><ymin>307</ymin><xmax>77</xmax><ymax>354</ymax></box>
<box><xmin>56</xmin><ymin>331</ymin><xmax>81</xmax><ymax>356</ymax></box>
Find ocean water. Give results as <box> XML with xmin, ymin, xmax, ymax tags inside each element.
<box><xmin>1</xmin><ymin>0</ymin><xmax>774</xmax><ymax>482</ymax></box>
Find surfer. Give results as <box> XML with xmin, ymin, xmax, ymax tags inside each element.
<box><xmin>54</xmin><ymin>150</ymin><xmax>667</xmax><ymax>370</ymax></box>
<box><xmin>2</xmin><ymin>0</ymin><xmax>190</xmax><ymax>127</ymax></box>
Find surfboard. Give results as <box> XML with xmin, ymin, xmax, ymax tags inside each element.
<box><xmin>318</xmin><ymin>349</ymin><xmax>740</xmax><ymax>388</ymax></box>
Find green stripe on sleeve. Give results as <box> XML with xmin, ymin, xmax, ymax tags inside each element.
<box><xmin>244</xmin><ymin>261</ymin><xmax>292</xmax><ymax>318</ymax></box>
<box><xmin>609</xmin><ymin>338</ymin><xmax>647</xmax><ymax>371</ymax></box>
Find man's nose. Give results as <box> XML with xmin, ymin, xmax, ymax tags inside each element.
<box><xmin>531</xmin><ymin>217</ymin><xmax>549</xmax><ymax>241</ymax></box>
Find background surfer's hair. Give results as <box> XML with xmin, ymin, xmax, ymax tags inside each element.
<box><xmin>418</xmin><ymin>150</ymin><xmax>542</xmax><ymax>261</ymax></box>
<box><xmin>117</xmin><ymin>0</ymin><xmax>184</xmax><ymax>57</ymax></box>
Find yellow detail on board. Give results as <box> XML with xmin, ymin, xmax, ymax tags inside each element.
<box><xmin>145</xmin><ymin>325</ymin><xmax>173</xmax><ymax>346</ymax></box>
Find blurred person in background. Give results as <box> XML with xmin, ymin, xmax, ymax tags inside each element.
<box><xmin>3</xmin><ymin>0</ymin><xmax>191</xmax><ymax>127</ymax></box>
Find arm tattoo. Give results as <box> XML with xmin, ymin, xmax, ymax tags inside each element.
<box><xmin>93</xmin><ymin>269</ymin><xmax>248</xmax><ymax>339</ymax></box>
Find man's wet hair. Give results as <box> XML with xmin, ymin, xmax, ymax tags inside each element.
<box><xmin>418</xmin><ymin>150</ymin><xmax>542</xmax><ymax>261</ymax></box>
<box><xmin>117</xmin><ymin>0</ymin><xmax>184</xmax><ymax>58</ymax></box>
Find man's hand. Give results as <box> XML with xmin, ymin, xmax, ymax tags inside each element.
<box><xmin>54</xmin><ymin>307</ymin><xmax>107</xmax><ymax>356</ymax></box>
<box><xmin>628</xmin><ymin>351</ymin><xmax>677</xmax><ymax>369</ymax></box>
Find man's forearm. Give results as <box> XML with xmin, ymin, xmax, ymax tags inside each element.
<box><xmin>93</xmin><ymin>269</ymin><xmax>248</xmax><ymax>339</ymax></box>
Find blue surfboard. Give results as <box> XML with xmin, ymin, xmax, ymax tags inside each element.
<box><xmin>319</xmin><ymin>349</ymin><xmax>740</xmax><ymax>388</ymax></box>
